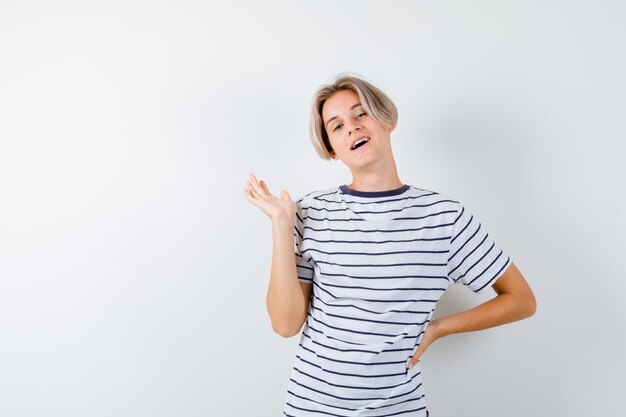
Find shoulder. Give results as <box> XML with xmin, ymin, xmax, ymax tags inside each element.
<box><xmin>295</xmin><ymin>186</ymin><xmax>340</xmax><ymax>210</ymax></box>
<box><xmin>407</xmin><ymin>184</ymin><xmax>461</xmax><ymax>206</ymax></box>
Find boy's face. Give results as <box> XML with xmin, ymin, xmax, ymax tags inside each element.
<box><xmin>322</xmin><ymin>90</ymin><xmax>395</xmax><ymax>168</ymax></box>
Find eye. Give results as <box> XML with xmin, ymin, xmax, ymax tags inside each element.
<box><xmin>357</xmin><ymin>112</ymin><xmax>366</xmax><ymax>118</ymax></box>
<box><xmin>333</xmin><ymin>124</ymin><xmax>342</xmax><ymax>132</ymax></box>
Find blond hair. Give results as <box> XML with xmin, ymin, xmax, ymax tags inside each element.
<box><xmin>309</xmin><ymin>72</ymin><xmax>398</xmax><ymax>160</ymax></box>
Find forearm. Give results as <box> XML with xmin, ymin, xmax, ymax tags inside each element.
<box><xmin>266</xmin><ymin>218</ymin><xmax>306</xmax><ymax>336</ymax></box>
<box><xmin>435</xmin><ymin>291</ymin><xmax>535</xmax><ymax>339</ymax></box>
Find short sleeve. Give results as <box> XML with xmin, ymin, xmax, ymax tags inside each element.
<box><xmin>294</xmin><ymin>199</ymin><xmax>314</xmax><ymax>284</ymax></box>
<box><xmin>447</xmin><ymin>201</ymin><xmax>512</xmax><ymax>293</ymax></box>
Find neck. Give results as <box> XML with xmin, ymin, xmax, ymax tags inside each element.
<box><xmin>347</xmin><ymin>158</ymin><xmax>403</xmax><ymax>192</ymax></box>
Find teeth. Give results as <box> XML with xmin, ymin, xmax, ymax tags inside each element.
<box><xmin>351</xmin><ymin>137</ymin><xmax>370</xmax><ymax>150</ymax></box>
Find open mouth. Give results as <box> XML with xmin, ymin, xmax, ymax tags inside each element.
<box><xmin>351</xmin><ymin>137</ymin><xmax>370</xmax><ymax>151</ymax></box>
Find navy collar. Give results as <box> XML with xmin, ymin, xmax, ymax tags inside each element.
<box><xmin>339</xmin><ymin>184</ymin><xmax>410</xmax><ymax>198</ymax></box>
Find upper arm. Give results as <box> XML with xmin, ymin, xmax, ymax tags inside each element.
<box><xmin>447</xmin><ymin>201</ymin><xmax>513</xmax><ymax>293</ymax></box>
<box><xmin>300</xmin><ymin>282</ymin><xmax>312</xmax><ymax>314</ymax></box>
<box><xmin>491</xmin><ymin>262</ymin><xmax>537</xmax><ymax>314</ymax></box>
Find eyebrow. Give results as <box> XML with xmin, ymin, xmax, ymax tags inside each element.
<box><xmin>325</xmin><ymin>103</ymin><xmax>363</xmax><ymax>128</ymax></box>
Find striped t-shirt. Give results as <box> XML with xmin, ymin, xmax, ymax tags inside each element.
<box><xmin>283</xmin><ymin>183</ymin><xmax>512</xmax><ymax>417</ymax></box>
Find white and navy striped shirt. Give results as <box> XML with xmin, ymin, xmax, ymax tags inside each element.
<box><xmin>283</xmin><ymin>183</ymin><xmax>512</xmax><ymax>417</ymax></box>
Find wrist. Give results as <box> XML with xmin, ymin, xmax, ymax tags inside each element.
<box><xmin>430</xmin><ymin>317</ymin><xmax>451</xmax><ymax>340</ymax></box>
<box><xmin>272</xmin><ymin>215</ymin><xmax>294</xmax><ymax>230</ymax></box>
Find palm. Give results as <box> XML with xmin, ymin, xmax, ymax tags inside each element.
<box><xmin>243</xmin><ymin>173</ymin><xmax>296</xmax><ymax>222</ymax></box>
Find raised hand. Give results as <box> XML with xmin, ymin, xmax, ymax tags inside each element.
<box><xmin>243</xmin><ymin>173</ymin><xmax>297</xmax><ymax>224</ymax></box>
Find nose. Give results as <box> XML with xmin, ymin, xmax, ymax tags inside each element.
<box><xmin>347</xmin><ymin>120</ymin><xmax>361</xmax><ymax>135</ymax></box>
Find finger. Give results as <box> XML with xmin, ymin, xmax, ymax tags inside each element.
<box><xmin>245</xmin><ymin>181</ymin><xmax>261</xmax><ymax>198</ymax></box>
<box><xmin>260</xmin><ymin>179</ymin><xmax>271</xmax><ymax>194</ymax></box>
<box><xmin>243</xmin><ymin>188</ymin><xmax>253</xmax><ymax>200</ymax></box>
<box><xmin>407</xmin><ymin>349</ymin><xmax>422</xmax><ymax>369</ymax></box>
<box><xmin>248</xmin><ymin>173</ymin><xmax>266</xmax><ymax>195</ymax></box>
<box><xmin>281</xmin><ymin>189</ymin><xmax>292</xmax><ymax>201</ymax></box>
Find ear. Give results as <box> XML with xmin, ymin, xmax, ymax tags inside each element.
<box><xmin>388</xmin><ymin>123</ymin><xmax>396</xmax><ymax>133</ymax></box>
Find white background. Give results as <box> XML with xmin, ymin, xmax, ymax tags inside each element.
<box><xmin>1</xmin><ymin>1</ymin><xmax>624</xmax><ymax>416</ymax></box>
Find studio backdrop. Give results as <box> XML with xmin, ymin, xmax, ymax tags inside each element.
<box><xmin>0</xmin><ymin>1</ymin><xmax>624</xmax><ymax>416</ymax></box>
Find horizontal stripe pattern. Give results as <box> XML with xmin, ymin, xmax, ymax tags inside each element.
<box><xmin>286</xmin><ymin>184</ymin><xmax>511</xmax><ymax>416</ymax></box>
